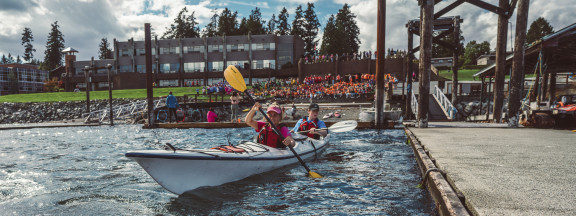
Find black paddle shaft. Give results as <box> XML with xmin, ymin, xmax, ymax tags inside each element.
<box><xmin>245</xmin><ymin>93</ymin><xmax>313</xmax><ymax>173</ymax></box>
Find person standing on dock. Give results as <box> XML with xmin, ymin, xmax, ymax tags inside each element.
<box><xmin>245</xmin><ymin>102</ymin><xmax>295</xmax><ymax>148</ymax></box>
<box><xmin>230</xmin><ymin>92</ymin><xmax>240</xmax><ymax>122</ymax></box>
<box><xmin>292</xmin><ymin>103</ymin><xmax>327</xmax><ymax>139</ymax></box>
<box><xmin>166</xmin><ymin>91</ymin><xmax>179</xmax><ymax>123</ymax></box>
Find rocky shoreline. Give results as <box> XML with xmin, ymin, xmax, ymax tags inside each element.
<box><xmin>0</xmin><ymin>99</ymin><xmax>142</xmax><ymax>124</ymax></box>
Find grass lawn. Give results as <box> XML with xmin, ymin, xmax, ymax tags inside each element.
<box><xmin>438</xmin><ymin>69</ymin><xmax>537</xmax><ymax>81</ymax></box>
<box><xmin>0</xmin><ymin>87</ymin><xmax>211</xmax><ymax>103</ymax></box>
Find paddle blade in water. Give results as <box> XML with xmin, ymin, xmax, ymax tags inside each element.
<box><xmin>308</xmin><ymin>171</ymin><xmax>323</xmax><ymax>178</ymax></box>
<box><xmin>224</xmin><ymin>65</ymin><xmax>247</xmax><ymax>92</ymax></box>
<box><xmin>329</xmin><ymin>120</ymin><xmax>358</xmax><ymax>133</ymax></box>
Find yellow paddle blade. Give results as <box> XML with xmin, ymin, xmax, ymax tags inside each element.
<box><xmin>308</xmin><ymin>171</ymin><xmax>324</xmax><ymax>178</ymax></box>
<box><xmin>224</xmin><ymin>65</ymin><xmax>247</xmax><ymax>92</ymax></box>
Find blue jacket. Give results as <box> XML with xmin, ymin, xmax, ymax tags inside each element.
<box><xmin>166</xmin><ymin>94</ymin><xmax>179</xmax><ymax>108</ymax></box>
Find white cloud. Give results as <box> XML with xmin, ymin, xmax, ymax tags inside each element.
<box><xmin>0</xmin><ymin>0</ymin><xmax>574</xmax><ymax>62</ymax></box>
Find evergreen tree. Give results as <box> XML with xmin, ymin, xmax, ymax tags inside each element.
<box><xmin>245</xmin><ymin>7</ymin><xmax>266</xmax><ymax>35</ymax></box>
<box><xmin>462</xmin><ymin>40</ymin><xmax>491</xmax><ymax>66</ymax></box>
<box><xmin>43</xmin><ymin>21</ymin><xmax>65</xmax><ymax>70</ymax></box>
<box><xmin>21</xmin><ymin>27</ymin><xmax>36</xmax><ymax>62</ymax></box>
<box><xmin>320</xmin><ymin>15</ymin><xmax>341</xmax><ymax>54</ymax></box>
<box><xmin>526</xmin><ymin>17</ymin><xmax>554</xmax><ymax>45</ymax></box>
<box><xmin>202</xmin><ymin>10</ymin><xmax>219</xmax><ymax>37</ymax></box>
<box><xmin>302</xmin><ymin>3</ymin><xmax>321</xmax><ymax>56</ymax></box>
<box><xmin>267</xmin><ymin>14</ymin><xmax>277</xmax><ymax>35</ymax></box>
<box><xmin>217</xmin><ymin>8</ymin><xmax>239</xmax><ymax>36</ymax></box>
<box><xmin>16</xmin><ymin>55</ymin><xmax>22</xmax><ymax>64</ymax></box>
<box><xmin>291</xmin><ymin>5</ymin><xmax>305</xmax><ymax>41</ymax></box>
<box><xmin>335</xmin><ymin>3</ymin><xmax>360</xmax><ymax>54</ymax></box>
<box><xmin>1</xmin><ymin>54</ymin><xmax>6</xmax><ymax>64</ymax></box>
<box><xmin>7</xmin><ymin>53</ymin><xmax>14</xmax><ymax>63</ymax></box>
<box><xmin>277</xmin><ymin>7</ymin><xmax>290</xmax><ymax>36</ymax></box>
<box><xmin>238</xmin><ymin>17</ymin><xmax>249</xmax><ymax>35</ymax></box>
<box><xmin>98</xmin><ymin>38</ymin><xmax>113</xmax><ymax>59</ymax></box>
<box><xmin>162</xmin><ymin>7</ymin><xmax>200</xmax><ymax>39</ymax></box>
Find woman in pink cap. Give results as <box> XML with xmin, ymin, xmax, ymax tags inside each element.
<box><xmin>245</xmin><ymin>102</ymin><xmax>295</xmax><ymax>148</ymax></box>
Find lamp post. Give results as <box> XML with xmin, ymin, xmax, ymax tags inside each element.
<box><xmin>107</xmin><ymin>64</ymin><xmax>114</xmax><ymax>126</ymax></box>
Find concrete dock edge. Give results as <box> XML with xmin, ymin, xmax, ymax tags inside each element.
<box><xmin>405</xmin><ymin>128</ymin><xmax>470</xmax><ymax>216</ymax></box>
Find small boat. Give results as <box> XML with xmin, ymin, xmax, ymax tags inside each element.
<box><xmin>125</xmin><ymin>134</ymin><xmax>330</xmax><ymax>195</ymax></box>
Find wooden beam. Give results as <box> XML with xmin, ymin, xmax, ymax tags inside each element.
<box><xmin>435</xmin><ymin>0</ymin><xmax>465</xmax><ymax>19</ymax></box>
<box><xmin>465</xmin><ymin>0</ymin><xmax>508</xmax><ymax>16</ymax></box>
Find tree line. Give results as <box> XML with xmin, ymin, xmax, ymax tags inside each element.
<box><xmin>2</xmin><ymin>10</ymin><xmax>555</xmax><ymax>74</ymax></box>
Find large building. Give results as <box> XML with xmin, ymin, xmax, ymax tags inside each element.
<box><xmin>67</xmin><ymin>34</ymin><xmax>304</xmax><ymax>91</ymax></box>
<box><xmin>0</xmin><ymin>64</ymin><xmax>49</xmax><ymax>96</ymax></box>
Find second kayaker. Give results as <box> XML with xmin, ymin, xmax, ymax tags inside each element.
<box><xmin>246</xmin><ymin>102</ymin><xmax>295</xmax><ymax>148</ymax></box>
<box><xmin>292</xmin><ymin>103</ymin><xmax>328</xmax><ymax>139</ymax></box>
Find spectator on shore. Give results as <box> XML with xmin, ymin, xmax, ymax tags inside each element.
<box><xmin>166</xmin><ymin>91</ymin><xmax>179</xmax><ymax>123</ymax></box>
<box><xmin>207</xmin><ymin>108</ymin><xmax>217</xmax><ymax>122</ymax></box>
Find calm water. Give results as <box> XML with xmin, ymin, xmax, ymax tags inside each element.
<box><xmin>0</xmin><ymin>125</ymin><xmax>434</xmax><ymax>215</ymax></box>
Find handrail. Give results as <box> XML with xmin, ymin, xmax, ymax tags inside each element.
<box><xmin>411</xmin><ymin>90</ymin><xmax>418</xmax><ymax>116</ymax></box>
<box><xmin>432</xmin><ymin>85</ymin><xmax>456</xmax><ymax>120</ymax></box>
<box><xmin>82</xmin><ymin>99</ymin><xmax>163</xmax><ymax>123</ymax></box>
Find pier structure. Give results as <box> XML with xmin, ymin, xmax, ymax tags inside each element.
<box><xmin>414</xmin><ymin>0</ymin><xmax>522</xmax><ymax>126</ymax></box>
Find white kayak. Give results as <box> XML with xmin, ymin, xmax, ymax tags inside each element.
<box><xmin>125</xmin><ymin>134</ymin><xmax>330</xmax><ymax>195</ymax></box>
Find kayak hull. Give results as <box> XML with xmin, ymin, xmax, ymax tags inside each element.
<box><xmin>126</xmin><ymin>134</ymin><xmax>329</xmax><ymax>195</ymax></box>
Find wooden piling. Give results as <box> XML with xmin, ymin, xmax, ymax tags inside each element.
<box><xmin>145</xmin><ymin>23</ymin><xmax>155</xmax><ymax>128</ymax></box>
<box><xmin>508</xmin><ymin>0</ymin><xmax>529</xmax><ymax>127</ymax></box>
<box><xmin>492</xmin><ymin>0</ymin><xmax>510</xmax><ymax>122</ymax></box>
<box><xmin>375</xmin><ymin>0</ymin><xmax>386</xmax><ymax>128</ymax></box>
<box><xmin>418</xmin><ymin>0</ymin><xmax>434</xmax><ymax>128</ymax></box>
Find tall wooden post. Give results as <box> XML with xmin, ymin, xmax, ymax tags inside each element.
<box><xmin>375</xmin><ymin>0</ymin><xmax>386</xmax><ymax>128</ymax></box>
<box><xmin>107</xmin><ymin>64</ymin><xmax>114</xmax><ymax>126</ymax></box>
<box><xmin>418</xmin><ymin>0</ymin><xmax>433</xmax><ymax>128</ymax></box>
<box><xmin>508</xmin><ymin>0</ymin><xmax>529</xmax><ymax>127</ymax></box>
<box><xmin>492</xmin><ymin>0</ymin><xmax>510</xmax><ymax>122</ymax></box>
<box><xmin>452</xmin><ymin>17</ymin><xmax>461</xmax><ymax>106</ymax></box>
<box><xmin>549</xmin><ymin>71</ymin><xmax>556</xmax><ymax>103</ymax></box>
<box><xmin>145</xmin><ymin>23</ymin><xmax>155</xmax><ymax>128</ymax></box>
<box><xmin>406</xmin><ymin>30</ymin><xmax>414</xmax><ymax>119</ymax></box>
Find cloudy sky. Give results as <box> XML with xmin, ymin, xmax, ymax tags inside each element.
<box><xmin>0</xmin><ymin>0</ymin><xmax>574</xmax><ymax>62</ymax></box>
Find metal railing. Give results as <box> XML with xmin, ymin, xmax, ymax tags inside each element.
<box><xmin>432</xmin><ymin>85</ymin><xmax>456</xmax><ymax>120</ymax></box>
<box><xmin>411</xmin><ymin>90</ymin><xmax>418</xmax><ymax>116</ymax></box>
<box><xmin>82</xmin><ymin>99</ymin><xmax>163</xmax><ymax>123</ymax></box>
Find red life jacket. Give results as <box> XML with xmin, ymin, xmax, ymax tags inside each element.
<box><xmin>298</xmin><ymin>117</ymin><xmax>320</xmax><ymax>139</ymax></box>
<box><xmin>257</xmin><ymin>123</ymin><xmax>286</xmax><ymax>148</ymax></box>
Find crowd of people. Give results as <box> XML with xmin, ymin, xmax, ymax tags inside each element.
<box><xmin>304</xmin><ymin>51</ymin><xmax>373</xmax><ymax>64</ymax></box>
<box><xmin>249</xmin><ymin>73</ymin><xmax>399</xmax><ymax>100</ymax></box>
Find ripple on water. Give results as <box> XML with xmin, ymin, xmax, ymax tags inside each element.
<box><xmin>0</xmin><ymin>125</ymin><xmax>434</xmax><ymax>215</ymax></box>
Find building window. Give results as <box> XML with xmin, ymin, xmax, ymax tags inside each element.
<box><xmin>184</xmin><ymin>45</ymin><xmax>204</xmax><ymax>53</ymax></box>
<box><xmin>184</xmin><ymin>62</ymin><xmax>205</xmax><ymax>73</ymax></box>
<box><xmin>159</xmin><ymin>79</ymin><xmax>178</xmax><ymax>87</ymax></box>
<box><xmin>208</xmin><ymin>45</ymin><xmax>223</xmax><ymax>53</ymax></box>
<box><xmin>120</xmin><ymin>49</ymin><xmax>130</xmax><ymax>56</ymax></box>
<box><xmin>136</xmin><ymin>65</ymin><xmax>145</xmax><ymax>73</ymax></box>
<box><xmin>208</xmin><ymin>61</ymin><xmax>224</xmax><ymax>72</ymax></box>
<box><xmin>183</xmin><ymin>79</ymin><xmax>203</xmax><ymax>86</ymax></box>
<box><xmin>119</xmin><ymin>65</ymin><xmax>133</xmax><ymax>72</ymax></box>
<box><xmin>160</xmin><ymin>46</ymin><xmax>180</xmax><ymax>55</ymax></box>
<box><xmin>227</xmin><ymin>61</ymin><xmax>249</xmax><ymax>69</ymax></box>
<box><xmin>98</xmin><ymin>82</ymin><xmax>110</xmax><ymax>88</ymax></box>
<box><xmin>252</xmin><ymin>60</ymin><xmax>275</xmax><ymax>69</ymax></box>
<box><xmin>159</xmin><ymin>63</ymin><xmax>179</xmax><ymax>73</ymax></box>
<box><xmin>136</xmin><ymin>48</ymin><xmax>145</xmax><ymax>56</ymax></box>
<box><xmin>251</xmin><ymin>43</ymin><xmax>275</xmax><ymax>51</ymax></box>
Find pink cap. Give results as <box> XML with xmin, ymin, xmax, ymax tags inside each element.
<box><xmin>267</xmin><ymin>106</ymin><xmax>282</xmax><ymax>114</ymax></box>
